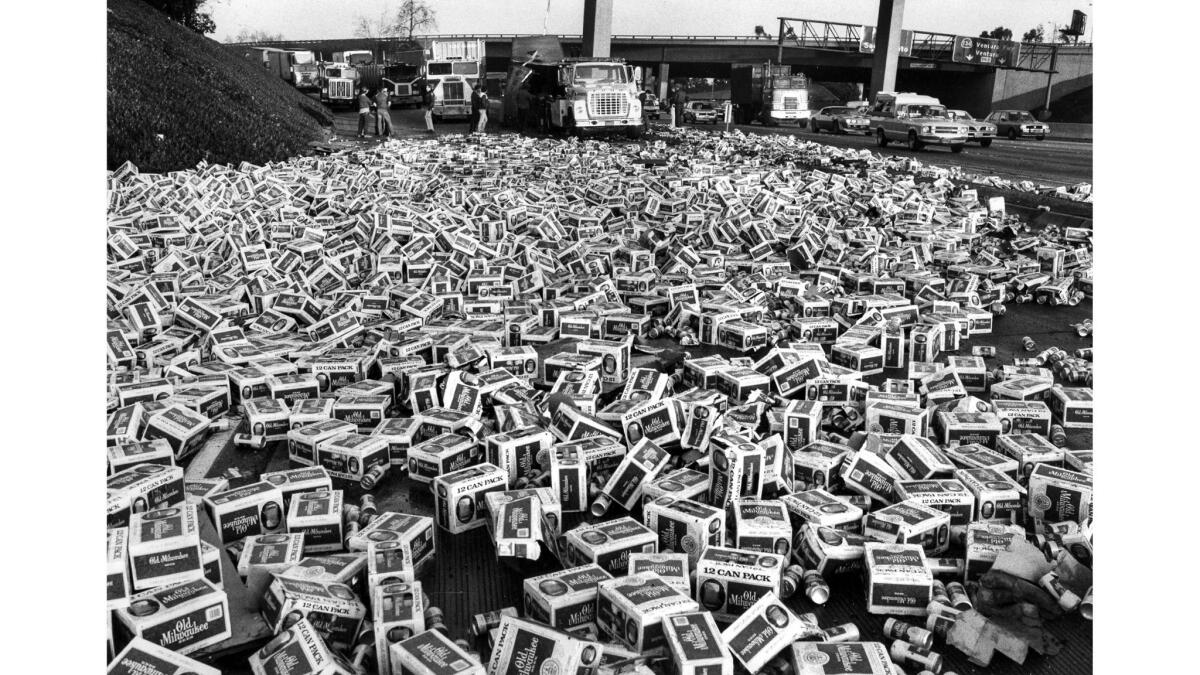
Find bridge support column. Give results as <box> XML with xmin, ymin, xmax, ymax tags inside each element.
<box><xmin>658</xmin><ymin>63</ymin><xmax>670</xmax><ymax>100</ymax></box>
<box><xmin>867</xmin><ymin>0</ymin><xmax>906</xmax><ymax>102</ymax></box>
<box><xmin>582</xmin><ymin>0</ymin><xmax>614</xmax><ymax>58</ymax></box>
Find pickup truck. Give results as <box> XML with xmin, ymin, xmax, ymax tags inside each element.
<box><xmin>868</xmin><ymin>92</ymin><xmax>969</xmax><ymax>153</ymax></box>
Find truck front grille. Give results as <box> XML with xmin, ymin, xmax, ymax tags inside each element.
<box><xmin>442</xmin><ymin>82</ymin><xmax>465</xmax><ymax>104</ymax></box>
<box><xmin>933</xmin><ymin>126</ymin><xmax>962</xmax><ymax>134</ymax></box>
<box><xmin>330</xmin><ymin>80</ymin><xmax>352</xmax><ymax>99</ymax></box>
<box><xmin>782</xmin><ymin>97</ymin><xmax>799</xmax><ymax>110</ymax></box>
<box><xmin>588</xmin><ymin>92</ymin><xmax>628</xmax><ymax>117</ymax></box>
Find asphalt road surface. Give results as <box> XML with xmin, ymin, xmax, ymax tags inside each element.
<box><xmin>334</xmin><ymin>104</ymin><xmax>1091</xmax><ymax>188</ymax></box>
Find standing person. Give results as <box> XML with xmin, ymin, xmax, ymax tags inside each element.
<box><xmin>476</xmin><ymin>80</ymin><xmax>489</xmax><ymax>133</ymax></box>
<box><xmin>672</xmin><ymin>85</ymin><xmax>688</xmax><ymax>128</ymax></box>
<box><xmin>516</xmin><ymin>86</ymin><xmax>532</xmax><ymax>130</ymax></box>
<box><xmin>375</xmin><ymin>86</ymin><xmax>393</xmax><ymax>138</ymax></box>
<box><xmin>666</xmin><ymin>85</ymin><xmax>677</xmax><ymax>129</ymax></box>
<box><xmin>422</xmin><ymin>82</ymin><xmax>436</xmax><ymax>134</ymax></box>
<box><xmin>356</xmin><ymin>88</ymin><xmax>372</xmax><ymax>138</ymax></box>
<box><xmin>638</xmin><ymin>89</ymin><xmax>649</xmax><ymax>129</ymax></box>
<box><xmin>470</xmin><ymin>84</ymin><xmax>484</xmax><ymax>134</ymax></box>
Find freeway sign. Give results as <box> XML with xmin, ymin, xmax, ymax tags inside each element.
<box><xmin>951</xmin><ymin>36</ymin><xmax>1021</xmax><ymax>67</ymax></box>
<box><xmin>859</xmin><ymin>27</ymin><xmax>914</xmax><ymax>56</ymax></box>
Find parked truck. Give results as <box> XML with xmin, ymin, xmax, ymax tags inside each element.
<box><xmin>288</xmin><ymin>50</ymin><xmax>320</xmax><ymax>92</ymax></box>
<box><xmin>425</xmin><ymin>39</ymin><xmax>485</xmax><ymax>121</ymax></box>
<box><xmin>381</xmin><ymin>48</ymin><xmax>427</xmax><ymax>108</ymax></box>
<box><xmin>867</xmin><ymin>92</ymin><xmax>970</xmax><ymax>153</ymax></box>
<box><xmin>318</xmin><ymin>60</ymin><xmax>360</xmax><ymax>108</ymax></box>
<box><xmin>501</xmin><ymin>36</ymin><xmax>643</xmax><ymax>138</ymax></box>
<box><xmin>730</xmin><ymin>63</ymin><xmax>811</xmax><ymax>126</ymax></box>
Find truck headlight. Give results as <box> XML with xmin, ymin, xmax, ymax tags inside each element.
<box><xmin>574</xmin><ymin>102</ymin><xmax>587</xmax><ymax>117</ymax></box>
<box><xmin>630</xmin><ymin>101</ymin><xmax>641</xmax><ymax>115</ymax></box>
<box><xmin>921</xmin><ymin>125</ymin><xmax>931</xmax><ymax>133</ymax></box>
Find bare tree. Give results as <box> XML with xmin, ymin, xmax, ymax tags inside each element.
<box><xmin>395</xmin><ymin>0</ymin><xmax>437</xmax><ymax>40</ymax></box>
<box><xmin>354</xmin><ymin>9</ymin><xmax>395</xmax><ymax>41</ymax></box>
<box><xmin>230</xmin><ymin>28</ymin><xmax>284</xmax><ymax>44</ymax></box>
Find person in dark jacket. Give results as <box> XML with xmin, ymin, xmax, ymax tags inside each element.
<box><xmin>374</xmin><ymin>87</ymin><xmax>393</xmax><ymax>137</ymax></box>
<box><xmin>470</xmin><ymin>86</ymin><xmax>484</xmax><ymax>133</ymax></box>
<box><xmin>672</xmin><ymin>86</ymin><xmax>688</xmax><ymax>128</ymax></box>
<box><xmin>423</xmin><ymin>83</ymin><xmax>435</xmax><ymax>133</ymax></box>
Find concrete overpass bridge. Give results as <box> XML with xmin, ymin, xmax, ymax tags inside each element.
<box><xmin>233</xmin><ymin>20</ymin><xmax>1091</xmax><ymax>118</ymax></box>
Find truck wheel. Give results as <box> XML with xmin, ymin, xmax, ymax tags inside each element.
<box><xmin>876</xmin><ymin>129</ymin><xmax>888</xmax><ymax>147</ymax></box>
<box><xmin>626</xmin><ymin>125</ymin><xmax>643</xmax><ymax>140</ymax></box>
<box><xmin>1007</xmin><ymin>128</ymin><xmax>1018</xmax><ymax>140</ymax></box>
<box><xmin>980</xmin><ymin>139</ymin><xmax>992</xmax><ymax>148</ymax></box>
<box><xmin>1036</xmin><ymin>135</ymin><xmax>1046</xmax><ymax>141</ymax></box>
<box><xmin>907</xmin><ymin>131</ymin><xmax>924</xmax><ymax>151</ymax></box>
<box><xmin>950</xmin><ymin>144</ymin><xmax>965</xmax><ymax>153</ymax></box>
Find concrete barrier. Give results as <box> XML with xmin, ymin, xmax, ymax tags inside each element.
<box><xmin>1048</xmin><ymin>122</ymin><xmax>1092</xmax><ymax>142</ymax></box>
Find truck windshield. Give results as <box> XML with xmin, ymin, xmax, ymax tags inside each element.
<box><xmin>452</xmin><ymin>62</ymin><xmax>479</xmax><ymax>76</ymax></box>
<box><xmin>427</xmin><ymin>63</ymin><xmax>452</xmax><ymax>76</ymax></box>
<box><xmin>572</xmin><ymin>65</ymin><xmax>627</xmax><ymax>84</ymax></box>
<box><xmin>291</xmin><ymin>52</ymin><xmax>315</xmax><ymax>65</ymax></box>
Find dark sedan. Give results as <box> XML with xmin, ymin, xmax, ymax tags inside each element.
<box><xmin>985</xmin><ymin>110</ymin><xmax>1051</xmax><ymax>141</ymax></box>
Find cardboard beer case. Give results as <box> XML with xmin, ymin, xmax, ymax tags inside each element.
<box><xmin>864</xmin><ymin>403</ymin><xmax>926</xmax><ymax>436</ymax></box>
<box><xmin>863</xmin><ymin>543</ymin><xmax>932</xmax><ymax>616</ymax></box>
<box><xmin>597</xmin><ymin>572</ymin><xmax>701</xmax><ymax>653</ymax></box>
<box><xmin>730</xmin><ymin>498</ymin><xmax>793</xmax><ymax>558</ymax></box>
<box><xmin>643</xmin><ymin>468</ymin><xmax>710</xmax><ymax>504</ymax></box>
<box><xmin>128</xmin><ymin>504</ymin><xmax>204</xmax><ymax>591</ymax></box>
<box><xmin>286</xmin><ymin>489</ymin><xmax>344</xmax><ymax>553</ymax></box>
<box><xmin>947</xmin><ymin>355</ymin><xmax>987</xmax><ymax>393</ymax></box>
<box><xmin>204</xmin><ymin>481</ymin><xmax>285</xmax><ymax>545</ymax></box>
<box><xmin>348</xmin><ymin>512</ymin><xmax>436</xmax><ymax>578</ymax></box>
<box><xmin>109</xmin><ymin>438</ymin><xmax>175</xmax><ymax>476</ymax></box>
<box><xmin>796</xmin><ymin>524</ymin><xmax>868</xmax><ymax>577</ymax></box>
<box><xmin>964</xmin><ymin>523</ymin><xmax>1026</xmax><ymax>581</ymax></box>
<box><xmin>389</xmin><ymin>629</ymin><xmax>485</xmax><ymax>675</ymax></box>
<box><xmin>367</xmin><ymin>539</ymin><xmax>415</xmax><ymax>589</ymax></box>
<box><xmin>629</xmin><ymin>552</ymin><xmax>692</xmax><ymax>597</ymax></box>
<box><xmin>862</xmin><ymin>500</ymin><xmax>951</xmax><ymax>556</ymax></box>
<box><xmin>780</xmin><ymin>489</ymin><xmax>862</xmax><ymax>530</ymax></box>
<box><xmin>486</xmin><ymin>425</ymin><xmax>555</xmax><ymax>486</ymax></box>
<box><xmin>782</xmin><ymin>400</ymin><xmax>822</xmax><ymax>453</ymax></box>
<box><xmin>288</xmin><ymin>420</ymin><xmax>358</xmax><ymax>467</ymax></box>
<box><xmin>885</xmin><ymin>435</ymin><xmax>956</xmax><ymax>480</ymax></box>
<box><xmin>373</xmin><ymin>581</ymin><xmax>427</xmax><ymax>675</ymax></box>
<box><xmin>261</xmin><ymin>576</ymin><xmax>367</xmax><ymax>649</ymax></box>
<box><xmin>108</xmin><ymin>527</ymin><xmax>132</xmax><ymax>610</ymax></box>
<box><xmin>990</xmin><ymin>399</ymin><xmax>1053</xmax><ymax>437</ymax></box>
<box><xmin>116</xmin><ymin>578</ymin><xmax>230</xmax><ymax>655</ymax></box>
<box><xmin>643</xmin><ymin>496</ymin><xmax>725</xmax><ymax>567</ymax></box>
<box><xmin>487</xmin><ymin>616</ymin><xmax>605</xmax><ymax>675</ymax></box>
<box><xmin>996</xmin><ymin>433</ymin><xmax>1065</xmax><ymax>481</ymax></box>
<box><xmin>406</xmin><ymin>433</ymin><xmax>479</xmax><ymax>484</ymax></box>
<box><xmin>107</xmin><ymin>403</ymin><xmax>144</xmax><ymax>447</ymax></box>
<box><xmin>792</xmin><ymin>441</ymin><xmax>849</xmax><ymax>492</ymax></box>
<box><xmin>955</xmin><ymin>468</ymin><xmax>1024</xmax><ymax>523</ymax></box>
<box><xmin>278</xmin><ymin>554</ymin><xmax>366</xmax><ymax>587</ymax></box>
<box><xmin>789</xmin><ymin>642</ymin><xmax>901</xmax><ymax>675</ymax></box>
<box><xmin>288</xmin><ymin>397</ymin><xmax>335</xmax><ymax>430</ymax></box>
<box><xmin>563</xmin><ymin>517</ymin><xmax>658</xmax><ymax>576</ymax></box>
<box><xmin>944</xmin><ymin>443</ymin><xmax>1020</xmax><ymax>476</ymax></box>
<box><xmin>936</xmin><ymin>411</ymin><xmax>1002</xmax><ymax>449</ymax></box>
<box><xmin>433</xmin><ymin>463</ymin><xmax>507</xmax><ymax>534</ymax></box>
<box><xmin>108</xmin><ymin>464</ymin><xmax>186</xmax><ymax>529</ymax></box>
<box><xmin>895</xmin><ymin>479</ymin><xmax>975</xmax><ymax>527</ymax></box>
<box><xmin>663</xmin><ymin>611</ymin><xmax>734</xmax><ymax>675</ymax></box>
<box><xmin>142</xmin><ymin>404</ymin><xmax>212</xmax><ymax>461</ymax></box>
<box><xmin>248</xmin><ymin>617</ymin><xmax>357</xmax><ymax>675</ymax></box>
<box><xmin>722</xmin><ymin>593</ymin><xmax>816</xmax><ymax>674</ymax></box>
<box><xmin>1027</xmin><ymin>464</ymin><xmax>1093</xmax><ymax>524</ymax></box>
<box><xmin>263</xmin><ymin>466</ymin><xmax>334</xmax><ymax>511</ymax></box>
<box><xmin>372</xmin><ymin>416</ymin><xmax>421</xmax><ymax>467</ymax></box>
<box><xmin>840</xmin><ymin>450</ymin><xmax>901</xmax><ymax>505</ymax></box>
<box><xmin>237</xmin><ymin>533</ymin><xmax>306</xmax><ymax>578</ymax></box>
<box><xmin>1049</xmin><ymin>386</ymin><xmax>1094</xmax><ymax>429</ymax></box>
<box><xmin>708</xmin><ymin>438</ymin><xmax>765</xmax><ymax>508</ymax></box>
<box><xmin>108</xmin><ymin>637</ymin><xmax>221</xmax><ymax>675</ymax></box>
<box><xmin>524</xmin><ymin>563</ymin><xmax>611</xmax><ymax>631</ymax></box>
<box><xmin>694</xmin><ymin>546</ymin><xmax>785</xmax><ymax>623</ymax></box>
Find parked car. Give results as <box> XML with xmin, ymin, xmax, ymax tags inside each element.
<box><xmin>867</xmin><ymin>92</ymin><xmax>969</xmax><ymax>153</ymax></box>
<box><xmin>947</xmin><ymin>110</ymin><xmax>996</xmax><ymax>147</ymax></box>
<box><xmin>809</xmin><ymin>106</ymin><xmax>871</xmax><ymax>134</ymax></box>
<box><xmin>985</xmin><ymin>110</ymin><xmax>1050</xmax><ymax>140</ymax></box>
<box><xmin>643</xmin><ymin>93</ymin><xmax>661</xmax><ymax>119</ymax></box>
<box><xmin>683</xmin><ymin>101</ymin><xmax>719</xmax><ymax>124</ymax></box>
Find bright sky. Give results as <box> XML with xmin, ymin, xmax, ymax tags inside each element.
<box><xmin>208</xmin><ymin>0</ymin><xmax>1093</xmax><ymax>43</ymax></box>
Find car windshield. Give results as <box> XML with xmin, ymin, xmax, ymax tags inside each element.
<box><xmin>949</xmin><ymin>110</ymin><xmax>974</xmax><ymax>120</ymax></box>
<box><xmin>826</xmin><ymin>107</ymin><xmax>854</xmax><ymax>115</ymax></box>
<box><xmin>1011</xmin><ymin>112</ymin><xmax>1036</xmax><ymax>121</ymax></box>
<box><xmin>695</xmin><ymin>103</ymin><xmax>712</xmax><ymax>110</ymax></box>
<box><xmin>908</xmin><ymin>105</ymin><xmax>947</xmax><ymax>118</ymax></box>
<box><xmin>572</xmin><ymin>65</ymin><xmax>627</xmax><ymax>84</ymax></box>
